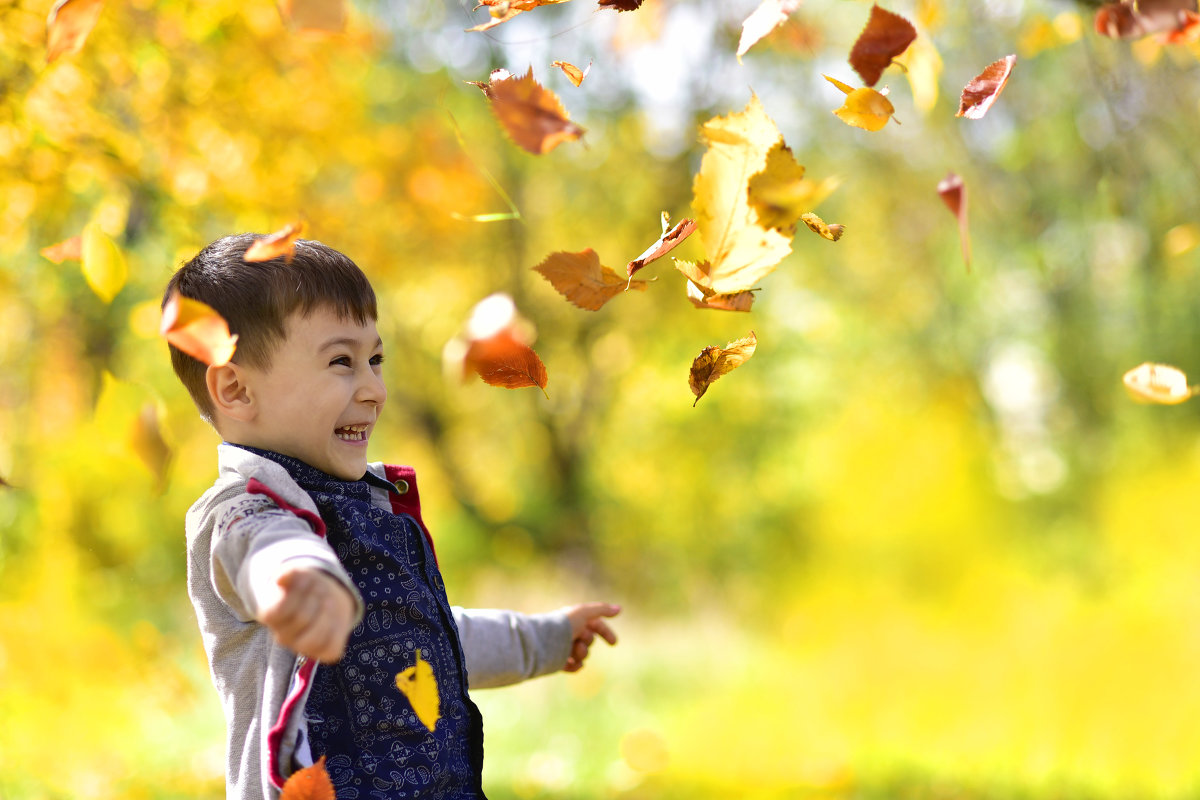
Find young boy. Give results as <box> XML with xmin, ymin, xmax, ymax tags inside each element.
<box><xmin>165</xmin><ymin>233</ymin><xmax>620</xmax><ymax>800</ymax></box>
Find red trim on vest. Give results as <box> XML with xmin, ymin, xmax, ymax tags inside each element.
<box><xmin>247</xmin><ymin>478</ymin><xmax>327</xmax><ymax>538</ymax></box>
<box><xmin>266</xmin><ymin>658</ymin><xmax>317</xmax><ymax>789</ymax></box>
<box><xmin>384</xmin><ymin>465</ymin><xmax>438</xmax><ymax>567</ymax></box>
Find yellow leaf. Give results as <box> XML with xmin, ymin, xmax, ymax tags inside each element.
<box><xmin>747</xmin><ymin>142</ymin><xmax>840</xmax><ymax>232</ymax></box>
<box><xmin>689</xmin><ymin>95</ymin><xmax>793</xmax><ymax>296</ymax></box>
<box><xmin>81</xmin><ymin>222</ymin><xmax>127</xmax><ymax>303</ymax></box>
<box><xmin>682</xmin><ymin>275</ymin><xmax>756</xmax><ymax>312</ymax></box>
<box><xmin>689</xmin><ymin>331</ymin><xmax>758</xmax><ymax>405</ymax></box>
<box><xmin>800</xmin><ymin>212</ymin><xmax>845</xmax><ymax>241</ymax></box>
<box><xmin>551</xmin><ymin>60</ymin><xmax>590</xmax><ymax>86</ymax></box>
<box><xmin>824</xmin><ymin>75</ymin><xmax>898</xmax><ymax>131</ymax></box>
<box><xmin>395</xmin><ymin>649</ymin><xmax>440</xmax><ymax>732</ymax></box>
<box><xmin>1123</xmin><ymin>362</ymin><xmax>1196</xmax><ymax>405</ymax></box>
<box><xmin>896</xmin><ymin>36</ymin><xmax>943</xmax><ymax>113</ymax></box>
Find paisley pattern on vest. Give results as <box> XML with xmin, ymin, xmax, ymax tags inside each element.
<box><xmin>242</xmin><ymin>447</ymin><xmax>485</xmax><ymax>799</ymax></box>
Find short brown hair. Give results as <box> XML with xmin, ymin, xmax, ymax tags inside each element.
<box><xmin>163</xmin><ymin>234</ymin><xmax>378</xmax><ymax>421</ymax></box>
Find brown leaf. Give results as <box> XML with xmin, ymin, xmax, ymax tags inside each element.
<box><xmin>488</xmin><ymin>68</ymin><xmax>585</xmax><ymax>155</ymax></box>
<box><xmin>627</xmin><ymin>214</ymin><xmax>698</xmax><ymax>277</ymax></box>
<box><xmin>534</xmin><ymin>249</ymin><xmax>649</xmax><ymax>310</ymax></box>
<box><xmin>800</xmin><ymin>212</ymin><xmax>844</xmax><ymax>241</ymax></box>
<box><xmin>1095</xmin><ymin>0</ymin><xmax>1199</xmax><ymax>39</ymax></box>
<box><xmin>244</xmin><ymin>222</ymin><xmax>305</xmax><ymax>263</ymax></box>
<box><xmin>551</xmin><ymin>60</ymin><xmax>590</xmax><ymax>87</ymax></box>
<box><xmin>277</xmin><ymin>0</ymin><xmax>346</xmax><ymax>33</ymax></box>
<box><xmin>280</xmin><ymin>756</ymin><xmax>336</xmax><ymax>800</ymax></box>
<box><xmin>683</xmin><ymin>276</ymin><xmax>756</xmax><ymax>312</ymax></box>
<box><xmin>160</xmin><ymin>291</ymin><xmax>239</xmax><ymax>367</ymax></box>
<box><xmin>737</xmin><ymin>0</ymin><xmax>803</xmax><ymax>63</ymax></box>
<box><xmin>849</xmin><ymin>4</ymin><xmax>917</xmax><ymax>87</ymax></box>
<box><xmin>40</xmin><ymin>234</ymin><xmax>82</xmax><ymax>263</ymax></box>
<box><xmin>956</xmin><ymin>55</ymin><xmax>1016</xmax><ymax>120</ymax></box>
<box><xmin>467</xmin><ymin>0</ymin><xmax>570</xmax><ymax>32</ymax></box>
<box><xmin>46</xmin><ymin>0</ymin><xmax>104</xmax><ymax>64</ymax></box>
<box><xmin>466</xmin><ymin>333</ymin><xmax>549</xmax><ymax>395</ymax></box>
<box><xmin>130</xmin><ymin>402</ymin><xmax>172</xmax><ymax>489</ymax></box>
<box><xmin>937</xmin><ymin>171</ymin><xmax>970</xmax><ymax>269</ymax></box>
<box><xmin>689</xmin><ymin>331</ymin><xmax>758</xmax><ymax>406</ymax></box>
<box><xmin>466</xmin><ymin>68</ymin><xmax>514</xmax><ymax>98</ymax></box>
<box><xmin>597</xmin><ymin>0</ymin><xmax>645</xmax><ymax>10</ymax></box>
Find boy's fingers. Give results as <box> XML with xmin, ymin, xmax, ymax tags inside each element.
<box><xmin>588</xmin><ymin>618</ymin><xmax>618</xmax><ymax>646</ymax></box>
<box><xmin>581</xmin><ymin>602</ymin><xmax>621</xmax><ymax>619</ymax></box>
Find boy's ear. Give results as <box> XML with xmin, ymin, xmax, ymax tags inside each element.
<box><xmin>206</xmin><ymin>362</ymin><xmax>256</xmax><ymax>422</ymax></box>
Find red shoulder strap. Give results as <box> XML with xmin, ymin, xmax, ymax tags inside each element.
<box><xmin>246</xmin><ymin>478</ymin><xmax>327</xmax><ymax>537</ymax></box>
<box><xmin>384</xmin><ymin>465</ymin><xmax>438</xmax><ymax>565</ymax></box>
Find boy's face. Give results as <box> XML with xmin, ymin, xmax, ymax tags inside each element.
<box><xmin>237</xmin><ymin>307</ymin><xmax>386</xmax><ymax>480</ymax></box>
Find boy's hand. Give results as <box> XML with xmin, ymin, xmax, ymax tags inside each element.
<box><xmin>562</xmin><ymin>602</ymin><xmax>620</xmax><ymax>673</ymax></box>
<box><xmin>258</xmin><ymin>567</ymin><xmax>357</xmax><ymax>664</ymax></box>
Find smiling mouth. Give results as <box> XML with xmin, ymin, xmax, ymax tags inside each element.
<box><xmin>335</xmin><ymin>424</ymin><xmax>369</xmax><ymax>442</ymax></box>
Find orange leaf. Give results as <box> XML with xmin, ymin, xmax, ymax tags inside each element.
<box><xmin>937</xmin><ymin>172</ymin><xmax>970</xmax><ymax>270</ymax></box>
<box><xmin>446</xmin><ymin>294</ymin><xmax>549</xmax><ymax>396</ymax></box>
<box><xmin>800</xmin><ymin>212</ymin><xmax>844</xmax><ymax>241</ymax></box>
<box><xmin>551</xmin><ymin>60</ymin><xmax>590</xmax><ymax>87</ymax></box>
<box><xmin>244</xmin><ymin>222</ymin><xmax>305</xmax><ymax>263</ymax></box>
<box><xmin>956</xmin><ymin>55</ymin><xmax>1016</xmax><ymax>120</ymax></box>
<box><xmin>849</xmin><ymin>4</ymin><xmax>917</xmax><ymax>87</ymax></box>
<box><xmin>689</xmin><ymin>331</ymin><xmax>757</xmax><ymax>406</ymax></box>
<box><xmin>160</xmin><ymin>291</ymin><xmax>239</xmax><ymax>367</ymax></box>
<box><xmin>467</xmin><ymin>0</ymin><xmax>570</xmax><ymax>32</ymax></box>
<box><xmin>534</xmin><ymin>249</ymin><xmax>649</xmax><ymax>311</ymax></box>
<box><xmin>46</xmin><ymin>0</ymin><xmax>104</xmax><ymax>64</ymax></box>
<box><xmin>683</xmin><ymin>278</ymin><xmax>756</xmax><ymax>312</ymax></box>
<box><xmin>737</xmin><ymin>0</ymin><xmax>802</xmax><ymax>63</ymax></box>
<box><xmin>488</xmin><ymin>68</ymin><xmax>585</xmax><ymax>155</ymax></box>
<box><xmin>40</xmin><ymin>234</ymin><xmax>82</xmax><ymax>263</ymax></box>
<box><xmin>1123</xmin><ymin>362</ymin><xmax>1196</xmax><ymax>405</ymax></box>
<box><xmin>626</xmin><ymin>213</ymin><xmax>697</xmax><ymax>277</ymax></box>
<box><xmin>280</xmin><ymin>756</ymin><xmax>336</xmax><ymax>800</ymax></box>
<box><xmin>466</xmin><ymin>68</ymin><xmax>514</xmax><ymax>98</ymax></box>
<box><xmin>277</xmin><ymin>0</ymin><xmax>347</xmax><ymax>33</ymax></box>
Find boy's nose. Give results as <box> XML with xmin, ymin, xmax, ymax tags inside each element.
<box><xmin>356</xmin><ymin>370</ymin><xmax>387</xmax><ymax>406</ymax></box>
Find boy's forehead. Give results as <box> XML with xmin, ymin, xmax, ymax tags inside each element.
<box><xmin>283</xmin><ymin>307</ymin><xmax>381</xmax><ymax>347</ymax></box>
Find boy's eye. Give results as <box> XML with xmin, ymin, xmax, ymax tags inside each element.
<box><xmin>330</xmin><ymin>356</ymin><xmax>352</xmax><ymax>367</ymax></box>
<box><xmin>371</xmin><ymin>353</ymin><xmax>385</xmax><ymax>366</ymax></box>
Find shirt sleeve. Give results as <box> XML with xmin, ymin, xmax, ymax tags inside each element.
<box><xmin>209</xmin><ymin>491</ymin><xmax>363</xmax><ymax>624</ymax></box>
<box><xmin>452</xmin><ymin>607</ymin><xmax>574</xmax><ymax>689</ymax></box>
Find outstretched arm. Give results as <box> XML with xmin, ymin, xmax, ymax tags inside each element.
<box><xmin>563</xmin><ymin>602</ymin><xmax>620</xmax><ymax>672</ymax></box>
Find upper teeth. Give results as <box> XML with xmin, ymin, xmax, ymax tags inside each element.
<box><xmin>341</xmin><ymin>425</ymin><xmax>368</xmax><ymax>432</ymax></box>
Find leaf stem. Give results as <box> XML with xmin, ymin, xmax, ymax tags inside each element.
<box><xmin>444</xmin><ymin>109</ymin><xmax>522</xmax><ymax>224</ymax></box>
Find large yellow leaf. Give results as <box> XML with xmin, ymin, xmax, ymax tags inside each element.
<box><xmin>81</xmin><ymin>222</ymin><xmax>127</xmax><ymax>303</ymax></box>
<box><xmin>689</xmin><ymin>96</ymin><xmax>793</xmax><ymax>296</ymax></box>
<box><xmin>747</xmin><ymin>141</ymin><xmax>840</xmax><ymax>232</ymax></box>
<box><xmin>395</xmin><ymin>649</ymin><xmax>440</xmax><ymax>732</ymax></box>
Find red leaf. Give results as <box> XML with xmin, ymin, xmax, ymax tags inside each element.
<box><xmin>849</xmin><ymin>4</ymin><xmax>917</xmax><ymax>87</ymax></box>
<box><xmin>956</xmin><ymin>55</ymin><xmax>1016</xmax><ymax>120</ymax></box>
<box><xmin>40</xmin><ymin>234</ymin><xmax>83</xmax><ymax>263</ymax></box>
<box><xmin>597</xmin><ymin>0</ymin><xmax>645</xmax><ymax>10</ymax></box>
<box><xmin>937</xmin><ymin>172</ymin><xmax>970</xmax><ymax>270</ymax></box>
<box><xmin>626</xmin><ymin>215</ymin><xmax>697</xmax><ymax>277</ymax></box>
<box><xmin>280</xmin><ymin>756</ymin><xmax>336</xmax><ymax>800</ymax></box>
<box><xmin>466</xmin><ymin>333</ymin><xmax>549</xmax><ymax>395</ymax></box>
<box><xmin>46</xmin><ymin>0</ymin><xmax>104</xmax><ymax>64</ymax></box>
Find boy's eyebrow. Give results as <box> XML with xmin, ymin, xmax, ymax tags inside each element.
<box><xmin>319</xmin><ymin>336</ymin><xmax>384</xmax><ymax>351</ymax></box>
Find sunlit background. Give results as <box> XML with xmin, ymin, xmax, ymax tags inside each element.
<box><xmin>4</xmin><ymin>0</ymin><xmax>1200</xmax><ymax>797</ymax></box>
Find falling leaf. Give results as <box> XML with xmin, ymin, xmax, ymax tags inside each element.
<box><xmin>280</xmin><ymin>756</ymin><xmax>336</xmax><ymax>800</ymax></box>
<box><xmin>277</xmin><ymin>0</ymin><xmax>346</xmax><ymax>32</ymax></box>
<box><xmin>800</xmin><ymin>212</ymin><xmax>844</xmax><ymax>241</ymax></box>
<box><xmin>597</xmin><ymin>0</ymin><xmax>646</xmax><ymax>10</ymax></box>
<box><xmin>747</xmin><ymin>142</ymin><xmax>840</xmax><ymax>232</ymax></box>
<box><xmin>895</xmin><ymin>35</ymin><xmax>943</xmax><ymax>113</ymax></box>
<box><xmin>488</xmin><ymin>68</ymin><xmax>585</xmax><ymax>155</ymax></box>
<box><xmin>467</xmin><ymin>0</ymin><xmax>570</xmax><ymax>32</ymax></box>
<box><xmin>683</xmin><ymin>277</ymin><xmax>756</xmax><ymax>312</ymax></box>
<box><xmin>824</xmin><ymin>75</ymin><xmax>898</xmax><ymax>131</ymax></box>
<box><xmin>40</xmin><ymin>235</ymin><xmax>82</xmax><ymax>263</ymax></box>
<box><xmin>1123</xmin><ymin>362</ymin><xmax>1196</xmax><ymax>404</ymax></box>
<box><xmin>849</xmin><ymin>4</ymin><xmax>918</xmax><ymax>86</ymax></box>
<box><xmin>737</xmin><ymin>0</ymin><xmax>803</xmax><ymax>63</ymax></box>
<box><xmin>551</xmin><ymin>60</ymin><xmax>590</xmax><ymax>86</ymax></box>
<box><xmin>937</xmin><ymin>172</ymin><xmax>970</xmax><ymax>269</ymax></box>
<box><xmin>689</xmin><ymin>331</ymin><xmax>758</xmax><ymax>406</ymax></box>
<box><xmin>626</xmin><ymin>213</ymin><xmax>698</xmax><ymax>277</ymax></box>
<box><xmin>81</xmin><ymin>222</ymin><xmax>127</xmax><ymax>303</ymax></box>
<box><xmin>466</xmin><ymin>68</ymin><xmax>514</xmax><ymax>98</ymax></box>
<box><xmin>130</xmin><ymin>401</ymin><xmax>172</xmax><ymax>489</ymax></box>
<box><xmin>243</xmin><ymin>222</ymin><xmax>305</xmax><ymax>263</ymax></box>
<box><xmin>446</xmin><ymin>294</ymin><xmax>549</xmax><ymax>396</ymax></box>
<box><xmin>1095</xmin><ymin>0</ymin><xmax>1199</xmax><ymax>40</ymax></box>
<box><xmin>46</xmin><ymin>0</ymin><xmax>104</xmax><ymax>64</ymax></box>
<box><xmin>160</xmin><ymin>291</ymin><xmax>239</xmax><ymax>367</ymax></box>
<box><xmin>685</xmin><ymin>95</ymin><xmax>793</xmax><ymax>297</ymax></box>
<box><xmin>534</xmin><ymin>249</ymin><xmax>649</xmax><ymax>310</ymax></box>
<box><xmin>396</xmin><ymin>649</ymin><xmax>441</xmax><ymax>732</ymax></box>
<box><xmin>956</xmin><ymin>55</ymin><xmax>1016</xmax><ymax>119</ymax></box>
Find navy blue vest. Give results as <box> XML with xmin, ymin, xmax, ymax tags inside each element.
<box><xmin>241</xmin><ymin>447</ymin><xmax>485</xmax><ymax>799</ymax></box>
